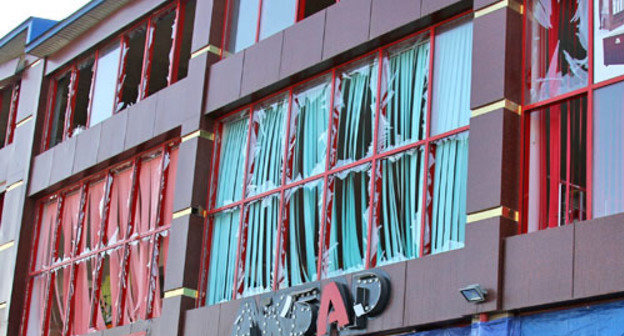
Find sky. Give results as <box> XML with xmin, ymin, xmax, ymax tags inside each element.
<box><xmin>0</xmin><ymin>0</ymin><xmax>90</xmax><ymax>39</ymax></box>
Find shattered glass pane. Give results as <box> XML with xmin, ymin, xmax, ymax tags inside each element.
<box><xmin>526</xmin><ymin>0</ymin><xmax>588</xmax><ymax>103</ymax></box>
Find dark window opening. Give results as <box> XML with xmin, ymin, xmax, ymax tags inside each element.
<box><xmin>147</xmin><ymin>10</ymin><xmax>176</xmax><ymax>96</ymax></box>
<box><xmin>0</xmin><ymin>192</ymin><xmax>4</xmax><ymax>230</ymax></box>
<box><xmin>72</xmin><ymin>59</ymin><xmax>95</xmax><ymax>135</ymax></box>
<box><xmin>176</xmin><ymin>0</ymin><xmax>196</xmax><ymax>80</ymax></box>
<box><xmin>49</xmin><ymin>74</ymin><xmax>71</xmax><ymax>148</ymax></box>
<box><xmin>0</xmin><ymin>87</ymin><xmax>12</xmax><ymax>147</ymax></box>
<box><xmin>303</xmin><ymin>0</ymin><xmax>335</xmax><ymax>18</ymax></box>
<box><xmin>118</xmin><ymin>27</ymin><xmax>147</xmax><ymax>111</ymax></box>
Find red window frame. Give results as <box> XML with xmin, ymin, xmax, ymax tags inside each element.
<box><xmin>41</xmin><ymin>0</ymin><xmax>192</xmax><ymax>152</ymax></box>
<box><xmin>0</xmin><ymin>81</ymin><xmax>21</xmax><ymax>148</ymax></box>
<box><xmin>520</xmin><ymin>0</ymin><xmax>624</xmax><ymax>233</ymax></box>
<box><xmin>219</xmin><ymin>0</ymin><xmax>339</xmax><ymax>57</ymax></box>
<box><xmin>22</xmin><ymin>140</ymin><xmax>179</xmax><ymax>336</ymax></box>
<box><xmin>199</xmin><ymin>11</ymin><xmax>473</xmax><ymax>306</ymax></box>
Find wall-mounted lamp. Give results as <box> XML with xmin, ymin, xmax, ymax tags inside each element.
<box><xmin>460</xmin><ymin>284</ymin><xmax>487</xmax><ymax>303</ymax></box>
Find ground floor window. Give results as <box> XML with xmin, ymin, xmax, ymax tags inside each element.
<box><xmin>23</xmin><ymin>141</ymin><xmax>178</xmax><ymax>336</ymax></box>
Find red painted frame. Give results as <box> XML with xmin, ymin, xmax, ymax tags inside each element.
<box><xmin>198</xmin><ymin>11</ymin><xmax>473</xmax><ymax>306</ymax></box>
<box><xmin>41</xmin><ymin>0</ymin><xmax>191</xmax><ymax>152</ymax></box>
<box><xmin>219</xmin><ymin>0</ymin><xmax>339</xmax><ymax>57</ymax></box>
<box><xmin>21</xmin><ymin>140</ymin><xmax>179</xmax><ymax>336</ymax></box>
<box><xmin>519</xmin><ymin>0</ymin><xmax>624</xmax><ymax>233</ymax></box>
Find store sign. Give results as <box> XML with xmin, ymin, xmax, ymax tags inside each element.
<box><xmin>231</xmin><ymin>270</ymin><xmax>390</xmax><ymax>336</ymax></box>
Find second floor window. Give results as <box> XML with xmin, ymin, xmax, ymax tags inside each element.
<box><xmin>200</xmin><ymin>15</ymin><xmax>473</xmax><ymax>306</ymax></box>
<box><xmin>0</xmin><ymin>81</ymin><xmax>20</xmax><ymax>149</ymax></box>
<box><xmin>43</xmin><ymin>0</ymin><xmax>195</xmax><ymax>151</ymax></box>
<box><xmin>23</xmin><ymin>142</ymin><xmax>178</xmax><ymax>336</ymax></box>
<box><xmin>223</xmin><ymin>0</ymin><xmax>337</xmax><ymax>54</ymax></box>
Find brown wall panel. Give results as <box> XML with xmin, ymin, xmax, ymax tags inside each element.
<box><xmin>49</xmin><ymin>136</ymin><xmax>77</xmax><ymax>186</ymax></box>
<box><xmin>191</xmin><ymin>0</ymin><xmax>227</xmax><ymax>53</ymax></box>
<box><xmin>470</xmin><ymin>8</ymin><xmax>522</xmax><ymax>109</ymax></box>
<box><xmin>240</xmin><ymin>32</ymin><xmax>284</xmax><ymax>97</ymax></box>
<box><xmin>369</xmin><ymin>0</ymin><xmax>421</xmax><ymax>39</ymax></box>
<box><xmin>184</xmin><ymin>304</ymin><xmax>221</xmax><ymax>336</ymax></box>
<box><xmin>72</xmin><ymin>123</ymin><xmax>102</xmax><ymax>175</ymax></box>
<box><xmin>421</xmin><ymin>0</ymin><xmax>469</xmax><ymax>18</ymax></box>
<box><xmin>503</xmin><ymin>225</ymin><xmax>575</xmax><ymax>310</ymax></box>
<box><xmin>6</xmin><ymin>120</ymin><xmax>35</xmax><ymax>185</ymax></box>
<box><xmin>574</xmin><ymin>213</ymin><xmax>624</xmax><ymax>299</ymax></box>
<box><xmin>164</xmin><ymin>214</ymin><xmax>205</xmax><ymax>291</ymax></box>
<box><xmin>123</xmin><ymin>95</ymin><xmax>158</xmax><ymax>151</ymax></box>
<box><xmin>206</xmin><ymin>52</ymin><xmax>243</xmax><ymax>112</ymax></box>
<box><xmin>466</xmin><ymin>108</ymin><xmax>520</xmax><ymax>214</ymax></box>
<box><xmin>172</xmin><ymin>135</ymin><xmax>212</xmax><ymax>213</ymax></box>
<box><xmin>366</xmin><ymin>262</ymin><xmax>406</xmax><ymax>333</ymax></box>
<box><xmin>96</xmin><ymin>108</ymin><xmax>128</xmax><ymax>163</ymax></box>
<box><xmin>322</xmin><ymin>0</ymin><xmax>372</xmax><ymax>60</ymax></box>
<box><xmin>279</xmin><ymin>10</ymin><xmax>326</xmax><ymax>79</ymax></box>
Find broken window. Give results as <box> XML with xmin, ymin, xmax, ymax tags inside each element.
<box><xmin>0</xmin><ymin>82</ymin><xmax>20</xmax><ymax>148</ymax></box>
<box><xmin>525</xmin><ymin>97</ymin><xmax>587</xmax><ymax>232</ymax></box>
<box><xmin>202</xmin><ymin>14</ymin><xmax>473</xmax><ymax>306</ymax></box>
<box><xmin>42</xmin><ymin>0</ymin><xmax>196</xmax><ymax>150</ymax></box>
<box><xmin>146</xmin><ymin>9</ymin><xmax>176</xmax><ymax>97</ymax></box>
<box><xmin>224</xmin><ymin>0</ymin><xmax>337</xmax><ymax>54</ymax></box>
<box><xmin>118</xmin><ymin>26</ymin><xmax>147</xmax><ymax>111</ymax></box>
<box><xmin>333</xmin><ymin>57</ymin><xmax>378</xmax><ymax>167</ymax></box>
<box><xmin>24</xmin><ymin>142</ymin><xmax>178</xmax><ymax>335</ymax></box>
<box><xmin>72</xmin><ymin>59</ymin><xmax>95</xmax><ymax>134</ymax></box>
<box><xmin>48</xmin><ymin>73</ymin><xmax>71</xmax><ymax>148</ymax></box>
<box><xmin>288</xmin><ymin>76</ymin><xmax>331</xmax><ymax>182</ymax></box>
<box><xmin>525</xmin><ymin>0</ymin><xmax>588</xmax><ymax>104</ymax></box>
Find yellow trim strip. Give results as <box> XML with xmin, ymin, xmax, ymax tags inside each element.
<box><xmin>181</xmin><ymin>130</ymin><xmax>215</xmax><ymax>143</ymax></box>
<box><xmin>471</xmin><ymin>99</ymin><xmax>521</xmax><ymax>118</ymax></box>
<box><xmin>164</xmin><ymin>287</ymin><xmax>198</xmax><ymax>299</ymax></box>
<box><xmin>0</xmin><ymin>241</ymin><xmax>15</xmax><ymax>252</ymax></box>
<box><xmin>475</xmin><ymin>0</ymin><xmax>524</xmax><ymax>18</ymax></box>
<box><xmin>0</xmin><ymin>302</ymin><xmax>6</xmax><ymax>310</ymax></box>
<box><xmin>467</xmin><ymin>206</ymin><xmax>519</xmax><ymax>223</ymax></box>
<box><xmin>15</xmin><ymin>115</ymin><xmax>33</xmax><ymax>128</ymax></box>
<box><xmin>6</xmin><ymin>180</ymin><xmax>23</xmax><ymax>192</ymax></box>
<box><xmin>172</xmin><ymin>206</ymin><xmax>206</xmax><ymax>219</ymax></box>
<box><xmin>191</xmin><ymin>44</ymin><xmax>228</xmax><ymax>59</ymax></box>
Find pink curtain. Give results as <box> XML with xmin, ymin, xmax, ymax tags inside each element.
<box><xmin>35</xmin><ymin>200</ymin><xmax>58</xmax><ymax>270</ymax></box>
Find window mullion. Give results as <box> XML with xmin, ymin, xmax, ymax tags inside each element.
<box><xmin>231</xmin><ymin>110</ymin><xmax>254</xmax><ymax>299</ymax></box>
<box><xmin>114</xmin><ymin>158</ymin><xmax>141</xmax><ymax>326</ymax></box>
<box><xmin>139</xmin><ymin>18</ymin><xmax>155</xmax><ymax>101</ymax></box>
<box><xmin>63</xmin><ymin>67</ymin><xmax>79</xmax><ymax>140</ymax></box>
<box><xmin>255</xmin><ymin>0</ymin><xmax>263</xmax><ymax>43</ymax></box>
<box><xmin>168</xmin><ymin>0</ymin><xmax>185</xmax><ymax>85</ymax></box>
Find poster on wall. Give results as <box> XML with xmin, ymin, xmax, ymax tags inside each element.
<box><xmin>595</xmin><ymin>0</ymin><xmax>624</xmax><ymax>83</ymax></box>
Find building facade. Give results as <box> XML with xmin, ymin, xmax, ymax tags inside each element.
<box><xmin>0</xmin><ymin>0</ymin><xmax>623</xmax><ymax>336</ymax></box>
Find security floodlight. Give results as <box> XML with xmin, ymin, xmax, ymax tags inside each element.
<box><xmin>460</xmin><ymin>284</ymin><xmax>487</xmax><ymax>303</ymax></box>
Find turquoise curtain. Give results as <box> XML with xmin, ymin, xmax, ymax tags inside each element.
<box><xmin>327</xmin><ymin>166</ymin><xmax>370</xmax><ymax>276</ymax></box>
<box><xmin>206</xmin><ymin>209</ymin><xmax>240</xmax><ymax>305</ymax></box>
<box><xmin>431</xmin><ymin>19</ymin><xmax>473</xmax><ymax>136</ymax></box>
<box><xmin>430</xmin><ymin>133</ymin><xmax>469</xmax><ymax>254</ymax></box>
<box><xmin>284</xmin><ymin>181</ymin><xmax>322</xmax><ymax>287</ymax></box>
<box><xmin>381</xmin><ymin>38</ymin><xmax>430</xmax><ymax>150</ymax></box>
<box><xmin>335</xmin><ymin>61</ymin><xmax>378</xmax><ymax>166</ymax></box>
<box><xmin>243</xmin><ymin>195</ymin><xmax>279</xmax><ymax>296</ymax></box>
<box><xmin>378</xmin><ymin>150</ymin><xmax>425</xmax><ymax>264</ymax></box>
<box><xmin>248</xmin><ymin>98</ymin><xmax>287</xmax><ymax>196</ymax></box>
<box><xmin>290</xmin><ymin>81</ymin><xmax>330</xmax><ymax>181</ymax></box>
<box><xmin>215</xmin><ymin>115</ymin><xmax>249</xmax><ymax>207</ymax></box>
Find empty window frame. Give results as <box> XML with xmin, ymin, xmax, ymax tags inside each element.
<box><xmin>22</xmin><ymin>141</ymin><xmax>178</xmax><ymax>336</ymax></box>
<box><xmin>222</xmin><ymin>0</ymin><xmax>338</xmax><ymax>54</ymax></box>
<box><xmin>0</xmin><ymin>81</ymin><xmax>20</xmax><ymax>148</ymax></box>
<box><xmin>42</xmin><ymin>0</ymin><xmax>195</xmax><ymax>151</ymax></box>
<box><xmin>199</xmin><ymin>13</ymin><xmax>473</xmax><ymax>306</ymax></box>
